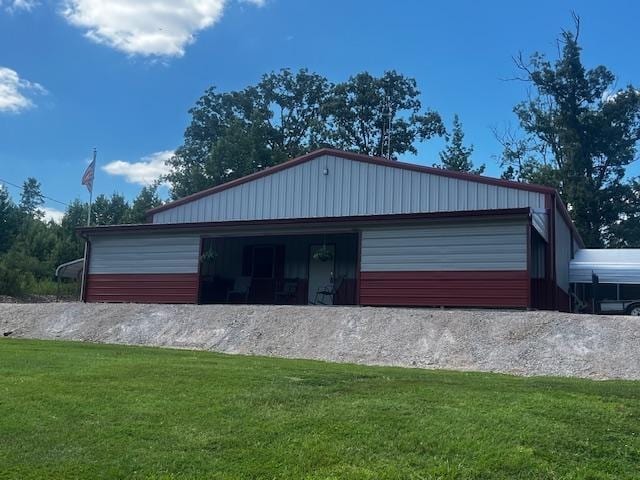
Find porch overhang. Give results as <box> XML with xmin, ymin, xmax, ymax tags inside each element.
<box><xmin>77</xmin><ymin>208</ymin><xmax>533</xmax><ymax>238</ymax></box>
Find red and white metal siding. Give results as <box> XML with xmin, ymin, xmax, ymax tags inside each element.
<box><xmin>152</xmin><ymin>155</ymin><xmax>547</xmax><ymax>224</ymax></box>
<box><xmin>86</xmin><ymin>234</ymin><xmax>200</xmax><ymax>303</ymax></box>
<box><xmin>359</xmin><ymin>219</ymin><xmax>530</xmax><ymax>307</ymax></box>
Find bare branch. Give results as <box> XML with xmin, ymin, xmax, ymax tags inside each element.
<box><xmin>572</xmin><ymin>11</ymin><xmax>581</xmax><ymax>42</ymax></box>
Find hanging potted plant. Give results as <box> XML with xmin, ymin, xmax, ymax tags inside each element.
<box><xmin>199</xmin><ymin>246</ymin><xmax>219</xmax><ymax>266</ymax></box>
<box><xmin>313</xmin><ymin>244</ymin><xmax>334</xmax><ymax>262</ymax></box>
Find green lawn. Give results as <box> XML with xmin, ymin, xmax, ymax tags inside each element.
<box><xmin>0</xmin><ymin>340</ymin><xmax>638</xmax><ymax>479</ymax></box>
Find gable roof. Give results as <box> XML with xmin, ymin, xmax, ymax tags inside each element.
<box><xmin>147</xmin><ymin>148</ymin><xmax>556</xmax><ymax>217</ymax></box>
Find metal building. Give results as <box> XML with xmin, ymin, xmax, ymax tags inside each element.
<box><xmin>79</xmin><ymin>148</ymin><xmax>581</xmax><ymax>310</ymax></box>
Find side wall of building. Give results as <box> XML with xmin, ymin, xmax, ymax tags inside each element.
<box><xmin>359</xmin><ymin>219</ymin><xmax>530</xmax><ymax>307</ymax></box>
<box><xmin>554</xmin><ymin>205</ymin><xmax>573</xmax><ymax>311</ymax></box>
<box><xmin>85</xmin><ymin>218</ymin><xmax>535</xmax><ymax>308</ymax></box>
<box><xmin>86</xmin><ymin>234</ymin><xmax>201</xmax><ymax>303</ymax></box>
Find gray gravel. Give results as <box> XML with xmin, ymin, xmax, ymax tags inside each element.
<box><xmin>1</xmin><ymin>303</ymin><xmax>639</xmax><ymax>380</ymax></box>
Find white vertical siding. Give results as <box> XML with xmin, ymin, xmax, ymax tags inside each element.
<box><xmin>360</xmin><ymin>220</ymin><xmax>528</xmax><ymax>272</ymax></box>
<box><xmin>90</xmin><ymin>234</ymin><xmax>200</xmax><ymax>274</ymax></box>
<box><xmin>153</xmin><ymin>155</ymin><xmax>547</xmax><ymax>224</ymax></box>
<box><xmin>555</xmin><ymin>207</ymin><xmax>573</xmax><ymax>292</ymax></box>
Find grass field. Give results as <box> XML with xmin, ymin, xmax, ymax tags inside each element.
<box><xmin>0</xmin><ymin>339</ymin><xmax>638</xmax><ymax>479</ymax></box>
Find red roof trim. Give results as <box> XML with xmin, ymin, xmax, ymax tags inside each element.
<box><xmin>147</xmin><ymin>148</ymin><xmax>557</xmax><ymax>216</ymax></box>
<box><xmin>79</xmin><ymin>208</ymin><xmax>531</xmax><ymax>236</ymax></box>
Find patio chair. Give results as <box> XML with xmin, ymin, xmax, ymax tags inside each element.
<box><xmin>226</xmin><ymin>276</ymin><xmax>252</xmax><ymax>303</ymax></box>
<box><xmin>313</xmin><ymin>276</ymin><xmax>344</xmax><ymax>305</ymax></box>
<box><xmin>274</xmin><ymin>279</ymin><xmax>299</xmax><ymax>304</ymax></box>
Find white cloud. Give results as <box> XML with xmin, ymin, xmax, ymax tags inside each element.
<box><xmin>602</xmin><ymin>88</ymin><xmax>640</xmax><ymax>103</ymax></box>
<box><xmin>2</xmin><ymin>0</ymin><xmax>39</xmax><ymax>12</ymax></box>
<box><xmin>60</xmin><ymin>0</ymin><xmax>264</xmax><ymax>57</ymax></box>
<box><xmin>0</xmin><ymin>67</ymin><xmax>46</xmax><ymax>113</ymax></box>
<box><xmin>43</xmin><ymin>206</ymin><xmax>64</xmax><ymax>224</ymax></box>
<box><xmin>102</xmin><ymin>150</ymin><xmax>173</xmax><ymax>186</ymax></box>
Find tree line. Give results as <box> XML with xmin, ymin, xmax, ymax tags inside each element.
<box><xmin>1</xmin><ymin>15</ymin><xmax>639</xmax><ymax>297</ymax></box>
<box><xmin>0</xmin><ymin>183</ymin><xmax>161</xmax><ymax>296</ymax></box>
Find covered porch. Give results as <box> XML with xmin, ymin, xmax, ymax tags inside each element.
<box><xmin>198</xmin><ymin>232</ymin><xmax>358</xmax><ymax>305</ymax></box>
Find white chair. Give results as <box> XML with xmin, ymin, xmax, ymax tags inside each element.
<box><xmin>227</xmin><ymin>276</ymin><xmax>252</xmax><ymax>303</ymax></box>
<box><xmin>314</xmin><ymin>276</ymin><xmax>344</xmax><ymax>305</ymax></box>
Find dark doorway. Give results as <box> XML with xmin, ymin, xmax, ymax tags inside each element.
<box><xmin>530</xmin><ymin>229</ymin><xmax>551</xmax><ymax>309</ymax></box>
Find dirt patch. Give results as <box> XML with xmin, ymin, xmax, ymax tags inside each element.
<box><xmin>1</xmin><ymin>303</ymin><xmax>638</xmax><ymax>380</ymax></box>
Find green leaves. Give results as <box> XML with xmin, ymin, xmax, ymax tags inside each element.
<box><xmin>439</xmin><ymin>114</ymin><xmax>485</xmax><ymax>175</ymax></box>
<box><xmin>19</xmin><ymin>177</ymin><xmax>44</xmax><ymax>220</ymax></box>
<box><xmin>326</xmin><ymin>70</ymin><xmax>444</xmax><ymax>157</ymax></box>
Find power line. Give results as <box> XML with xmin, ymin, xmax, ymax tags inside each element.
<box><xmin>0</xmin><ymin>177</ymin><xmax>69</xmax><ymax>207</ymax></box>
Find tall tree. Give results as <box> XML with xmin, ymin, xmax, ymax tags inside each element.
<box><xmin>607</xmin><ymin>179</ymin><xmax>640</xmax><ymax>247</ymax></box>
<box><xmin>439</xmin><ymin>115</ymin><xmax>485</xmax><ymax>174</ymax></box>
<box><xmin>56</xmin><ymin>199</ymin><xmax>89</xmax><ymax>261</ymax></box>
<box><xmin>326</xmin><ymin>70</ymin><xmax>444</xmax><ymax>158</ymax></box>
<box><xmin>0</xmin><ymin>186</ymin><xmax>18</xmax><ymax>253</ymax></box>
<box><xmin>19</xmin><ymin>177</ymin><xmax>44</xmax><ymax>219</ymax></box>
<box><xmin>128</xmin><ymin>185</ymin><xmax>162</xmax><ymax>223</ymax></box>
<box><xmin>499</xmin><ymin>15</ymin><xmax>640</xmax><ymax>247</ymax></box>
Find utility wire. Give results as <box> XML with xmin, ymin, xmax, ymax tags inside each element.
<box><xmin>0</xmin><ymin>177</ymin><xmax>69</xmax><ymax>207</ymax></box>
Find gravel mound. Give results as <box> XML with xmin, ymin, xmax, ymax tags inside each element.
<box><xmin>1</xmin><ymin>303</ymin><xmax>639</xmax><ymax>380</ymax></box>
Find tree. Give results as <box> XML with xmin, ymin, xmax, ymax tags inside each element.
<box><xmin>259</xmin><ymin>68</ymin><xmax>333</xmax><ymax>158</ymax></box>
<box><xmin>326</xmin><ymin>70</ymin><xmax>444</xmax><ymax>158</ymax></box>
<box><xmin>607</xmin><ymin>179</ymin><xmax>640</xmax><ymax>247</ymax></box>
<box><xmin>439</xmin><ymin>115</ymin><xmax>485</xmax><ymax>174</ymax></box>
<box><xmin>0</xmin><ymin>186</ymin><xmax>19</xmax><ymax>253</ymax></box>
<box><xmin>92</xmin><ymin>193</ymin><xmax>130</xmax><ymax>226</ymax></box>
<box><xmin>19</xmin><ymin>177</ymin><xmax>44</xmax><ymax>219</ymax></box>
<box><xmin>128</xmin><ymin>185</ymin><xmax>162</xmax><ymax>223</ymax></box>
<box><xmin>56</xmin><ymin>199</ymin><xmax>90</xmax><ymax>262</ymax></box>
<box><xmin>498</xmin><ymin>15</ymin><xmax>640</xmax><ymax>247</ymax></box>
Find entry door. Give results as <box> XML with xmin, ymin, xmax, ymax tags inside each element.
<box><xmin>308</xmin><ymin>245</ymin><xmax>336</xmax><ymax>304</ymax></box>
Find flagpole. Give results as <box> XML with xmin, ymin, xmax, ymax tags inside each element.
<box><xmin>81</xmin><ymin>148</ymin><xmax>96</xmax><ymax>302</ymax></box>
<box><xmin>86</xmin><ymin>148</ymin><xmax>96</xmax><ymax>226</ymax></box>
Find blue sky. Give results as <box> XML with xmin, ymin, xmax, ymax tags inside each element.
<box><xmin>1</xmin><ymin>0</ymin><xmax>639</xmax><ymax>221</ymax></box>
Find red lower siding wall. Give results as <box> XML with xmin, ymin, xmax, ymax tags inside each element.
<box><xmin>360</xmin><ymin>271</ymin><xmax>529</xmax><ymax>308</ymax></box>
<box><xmin>85</xmin><ymin>273</ymin><xmax>199</xmax><ymax>304</ymax></box>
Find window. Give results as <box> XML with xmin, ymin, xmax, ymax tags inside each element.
<box><xmin>620</xmin><ymin>284</ymin><xmax>640</xmax><ymax>301</ymax></box>
<box><xmin>585</xmin><ymin>283</ymin><xmax>618</xmax><ymax>301</ymax></box>
<box><xmin>241</xmin><ymin>244</ymin><xmax>285</xmax><ymax>279</ymax></box>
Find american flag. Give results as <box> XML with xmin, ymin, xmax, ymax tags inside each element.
<box><xmin>81</xmin><ymin>157</ymin><xmax>95</xmax><ymax>193</ymax></box>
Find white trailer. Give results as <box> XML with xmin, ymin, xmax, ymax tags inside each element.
<box><xmin>570</xmin><ymin>249</ymin><xmax>640</xmax><ymax>316</ymax></box>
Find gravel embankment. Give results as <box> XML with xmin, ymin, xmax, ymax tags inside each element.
<box><xmin>1</xmin><ymin>303</ymin><xmax>639</xmax><ymax>380</ymax></box>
